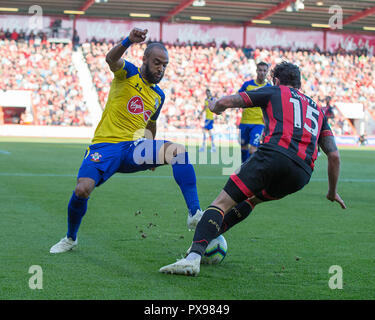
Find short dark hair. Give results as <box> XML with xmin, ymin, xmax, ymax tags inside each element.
<box><xmin>257</xmin><ymin>61</ymin><xmax>269</xmax><ymax>69</ymax></box>
<box><xmin>144</xmin><ymin>42</ymin><xmax>168</xmax><ymax>58</ymax></box>
<box><xmin>271</xmin><ymin>61</ymin><xmax>301</xmax><ymax>89</ymax></box>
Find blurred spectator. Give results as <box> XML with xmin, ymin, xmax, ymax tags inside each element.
<box><xmin>11</xmin><ymin>29</ymin><xmax>19</xmax><ymax>41</ymax></box>
<box><xmin>18</xmin><ymin>29</ymin><xmax>26</xmax><ymax>42</ymax></box>
<box><xmin>4</xmin><ymin>29</ymin><xmax>11</xmax><ymax>39</ymax></box>
<box><xmin>322</xmin><ymin>96</ymin><xmax>335</xmax><ymax>121</ymax></box>
<box><xmin>27</xmin><ymin>31</ymin><xmax>35</xmax><ymax>42</ymax></box>
<box><xmin>51</xmin><ymin>19</ymin><xmax>62</xmax><ymax>38</ymax></box>
<box><xmin>73</xmin><ymin>30</ymin><xmax>80</xmax><ymax>51</ymax></box>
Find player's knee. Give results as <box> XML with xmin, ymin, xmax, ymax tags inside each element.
<box><xmin>74</xmin><ymin>185</ymin><xmax>90</xmax><ymax>199</ymax></box>
<box><xmin>241</xmin><ymin>145</ymin><xmax>249</xmax><ymax>150</ymax></box>
<box><xmin>211</xmin><ymin>190</ymin><xmax>238</xmax><ymax>214</ymax></box>
<box><xmin>249</xmin><ymin>146</ymin><xmax>257</xmax><ymax>154</ymax></box>
<box><xmin>173</xmin><ymin>143</ymin><xmax>186</xmax><ymax>157</ymax></box>
<box><xmin>74</xmin><ymin>181</ymin><xmax>94</xmax><ymax>199</ymax></box>
<box><xmin>163</xmin><ymin>142</ymin><xmax>187</xmax><ymax>164</ymax></box>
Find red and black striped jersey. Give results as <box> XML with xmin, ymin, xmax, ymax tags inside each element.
<box><xmin>239</xmin><ymin>85</ymin><xmax>333</xmax><ymax>174</ymax></box>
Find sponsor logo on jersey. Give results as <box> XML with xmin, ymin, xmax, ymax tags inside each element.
<box><xmin>127</xmin><ymin>96</ymin><xmax>144</xmax><ymax>114</ymax></box>
<box><xmin>144</xmin><ymin>110</ymin><xmax>152</xmax><ymax>122</ymax></box>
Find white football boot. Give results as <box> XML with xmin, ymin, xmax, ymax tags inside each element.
<box><xmin>159</xmin><ymin>257</ymin><xmax>200</xmax><ymax>276</ymax></box>
<box><xmin>50</xmin><ymin>236</ymin><xmax>78</xmax><ymax>253</ymax></box>
<box><xmin>187</xmin><ymin>209</ymin><xmax>204</xmax><ymax>230</ymax></box>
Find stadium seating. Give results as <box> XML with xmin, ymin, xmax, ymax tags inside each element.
<box><xmin>0</xmin><ymin>38</ymin><xmax>91</xmax><ymax>126</ymax></box>
<box><xmin>83</xmin><ymin>41</ymin><xmax>375</xmax><ymax>135</ymax></box>
<box><xmin>255</xmin><ymin>48</ymin><xmax>375</xmax><ymax>135</ymax></box>
<box><xmin>2</xmin><ymin>33</ymin><xmax>375</xmax><ymax>136</ymax></box>
<box><xmin>82</xmin><ymin>41</ymin><xmax>247</xmax><ymax>131</ymax></box>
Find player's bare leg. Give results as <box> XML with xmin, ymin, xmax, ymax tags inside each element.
<box><xmin>160</xmin><ymin>142</ymin><xmax>186</xmax><ymax>164</ymax></box>
<box><xmin>74</xmin><ymin>177</ymin><xmax>96</xmax><ymax>199</ymax></box>
<box><xmin>209</xmin><ymin>189</ymin><xmax>238</xmax><ymax>214</ymax></box>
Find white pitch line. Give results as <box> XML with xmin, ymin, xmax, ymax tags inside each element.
<box><xmin>0</xmin><ymin>150</ymin><xmax>11</xmax><ymax>155</ymax></box>
<box><xmin>0</xmin><ymin>172</ymin><xmax>374</xmax><ymax>183</ymax></box>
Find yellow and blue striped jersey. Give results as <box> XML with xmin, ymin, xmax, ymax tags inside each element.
<box><xmin>204</xmin><ymin>99</ymin><xmax>214</xmax><ymax>121</ymax></box>
<box><xmin>92</xmin><ymin>60</ymin><xmax>165</xmax><ymax>144</ymax></box>
<box><xmin>239</xmin><ymin>80</ymin><xmax>271</xmax><ymax>125</ymax></box>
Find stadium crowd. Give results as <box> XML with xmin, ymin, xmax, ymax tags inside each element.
<box><xmin>83</xmin><ymin>39</ymin><xmax>375</xmax><ymax>135</ymax></box>
<box><xmin>82</xmin><ymin>40</ymin><xmax>252</xmax><ymax>131</ymax></box>
<box><xmin>2</xmin><ymin>30</ymin><xmax>375</xmax><ymax>135</ymax></box>
<box><xmin>0</xmin><ymin>37</ymin><xmax>91</xmax><ymax>126</ymax></box>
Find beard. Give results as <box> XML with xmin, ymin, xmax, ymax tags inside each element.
<box><xmin>144</xmin><ymin>63</ymin><xmax>163</xmax><ymax>84</ymax></box>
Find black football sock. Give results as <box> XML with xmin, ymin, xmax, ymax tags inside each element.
<box><xmin>190</xmin><ymin>206</ymin><xmax>224</xmax><ymax>256</ymax></box>
<box><xmin>219</xmin><ymin>200</ymin><xmax>253</xmax><ymax>235</ymax></box>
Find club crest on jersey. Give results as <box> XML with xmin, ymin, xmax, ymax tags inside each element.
<box><xmin>90</xmin><ymin>152</ymin><xmax>102</xmax><ymax>162</ymax></box>
<box><xmin>127</xmin><ymin>96</ymin><xmax>144</xmax><ymax>114</ymax></box>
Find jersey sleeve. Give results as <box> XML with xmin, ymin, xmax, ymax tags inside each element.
<box><xmin>319</xmin><ymin>114</ymin><xmax>334</xmax><ymax>140</ymax></box>
<box><xmin>239</xmin><ymin>85</ymin><xmax>275</xmax><ymax>108</ymax></box>
<box><xmin>238</xmin><ymin>81</ymin><xmax>250</xmax><ymax>93</ymax></box>
<box><xmin>113</xmin><ymin>60</ymin><xmax>138</xmax><ymax>80</ymax></box>
<box><xmin>149</xmin><ymin>87</ymin><xmax>165</xmax><ymax>122</ymax></box>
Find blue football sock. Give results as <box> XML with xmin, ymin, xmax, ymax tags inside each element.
<box><xmin>67</xmin><ymin>191</ymin><xmax>88</xmax><ymax>241</ymax></box>
<box><xmin>241</xmin><ymin>149</ymin><xmax>250</xmax><ymax>163</ymax></box>
<box><xmin>172</xmin><ymin>152</ymin><xmax>201</xmax><ymax>215</ymax></box>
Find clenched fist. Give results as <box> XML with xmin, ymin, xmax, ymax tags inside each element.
<box><xmin>129</xmin><ymin>28</ymin><xmax>148</xmax><ymax>43</ymax></box>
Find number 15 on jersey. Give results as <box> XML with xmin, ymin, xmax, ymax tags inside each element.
<box><xmin>290</xmin><ymin>97</ymin><xmax>320</xmax><ymax>137</ymax></box>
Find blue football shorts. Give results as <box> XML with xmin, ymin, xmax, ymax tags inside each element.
<box><xmin>77</xmin><ymin>138</ymin><xmax>170</xmax><ymax>187</ymax></box>
<box><xmin>239</xmin><ymin>123</ymin><xmax>264</xmax><ymax>147</ymax></box>
<box><xmin>203</xmin><ymin>119</ymin><xmax>214</xmax><ymax>131</ymax></box>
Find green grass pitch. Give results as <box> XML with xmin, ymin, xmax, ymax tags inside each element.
<box><xmin>0</xmin><ymin>137</ymin><xmax>374</xmax><ymax>300</ymax></box>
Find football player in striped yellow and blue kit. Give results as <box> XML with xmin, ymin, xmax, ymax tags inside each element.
<box><xmin>50</xmin><ymin>28</ymin><xmax>203</xmax><ymax>254</ymax></box>
<box><xmin>238</xmin><ymin>62</ymin><xmax>271</xmax><ymax>163</ymax></box>
<box><xmin>199</xmin><ymin>89</ymin><xmax>216</xmax><ymax>152</ymax></box>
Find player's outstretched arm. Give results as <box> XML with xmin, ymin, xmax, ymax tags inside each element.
<box><xmin>319</xmin><ymin>135</ymin><xmax>346</xmax><ymax>209</ymax></box>
<box><xmin>106</xmin><ymin>28</ymin><xmax>148</xmax><ymax>72</ymax></box>
<box><xmin>208</xmin><ymin>94</ymin><xmax>245</xmax><ymax>115</ymax></box>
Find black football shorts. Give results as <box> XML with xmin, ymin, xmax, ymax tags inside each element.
<box><xmin>223</xmin><ymin>147</ymin><xmax>311</xmax><ymax>203</ymax></box>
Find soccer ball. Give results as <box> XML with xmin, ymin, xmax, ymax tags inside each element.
<box><xmin>201</xmin><ymin>235</ymin><xmax>228</xmax><ymax>265</ymax></box>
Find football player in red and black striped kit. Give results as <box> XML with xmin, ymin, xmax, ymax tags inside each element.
<box><xmin>160</xmin><ymin>62</ymin><xmax>346</xmax><ymax>276</ymax></box>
